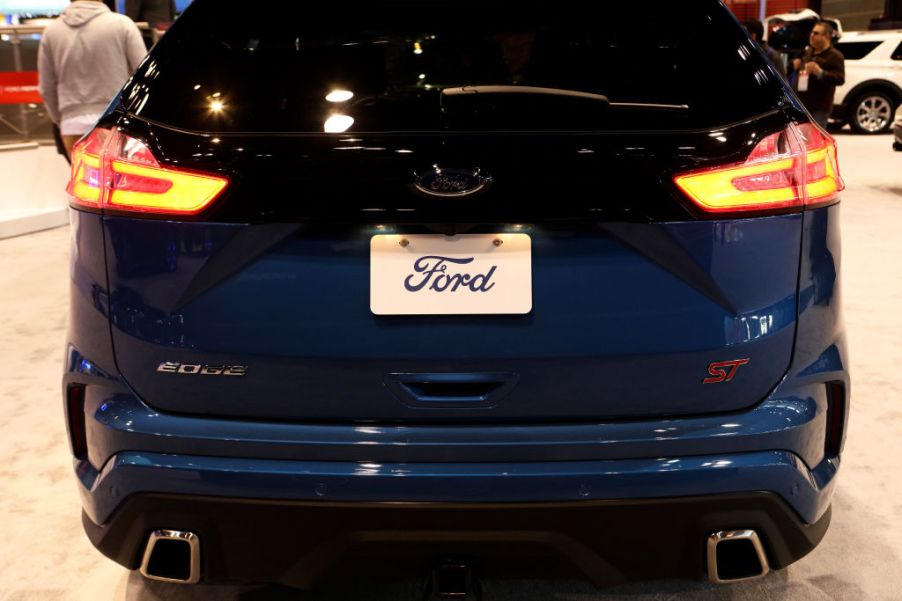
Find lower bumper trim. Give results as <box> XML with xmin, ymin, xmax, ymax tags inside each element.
<box><xmin>84</xmin><ymin>491</ymin><xmax>830</xmax><ymax>588</ymax></box>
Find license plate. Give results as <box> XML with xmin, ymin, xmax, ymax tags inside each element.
<box><xmin>370</xmin><ymin>233</ymin><xmax>532</xmax><ymax>315</ymax></box>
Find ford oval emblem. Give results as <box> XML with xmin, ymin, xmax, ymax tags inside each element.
<box><xmin>413</xmin><ymin>167</ymin><xmax>492</xmax><ymax>198</ymax></box>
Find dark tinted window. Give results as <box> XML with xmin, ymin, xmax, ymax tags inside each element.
<box><xmin>122</xmin><ymin>0</ymin><xmax>787</xmax><ymax>132</ymax></box>
<box><xmin>835</xmin><ymin>41</ymin><xmax>883</xmax><ymax>60</ymax></box>
<box><xmin>893</xmin><ymin>41</ymin><xmax>902</xmax><ymax>60</ymax></box>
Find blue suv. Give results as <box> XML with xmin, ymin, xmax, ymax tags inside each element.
<box><xmin>63</xmin><ymin>0</ymin><xmax>849</xmax><ymax>591</ymax></box>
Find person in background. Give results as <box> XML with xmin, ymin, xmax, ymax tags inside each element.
<box><xmin>38</xmin><ymin>0</ymin><xmax>146</xmax><ymax>158</ymax></box>
<box><xmin>125</xmin><ymin>0</ymin><xmax>175</xmax><ymax>47</ymax></box>
<box><xmin>791</xmin><ymin>21</ymin><xmax>845</xmax><ymax>129</ymax></box>
<box><xmin>744</xmin><ymin>19</ymin><xmax>787</xmax><ymax>79</ymax></box>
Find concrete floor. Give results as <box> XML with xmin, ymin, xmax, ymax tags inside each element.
<box><xmin>1</xmin><ymin>133</ymin><xmax>901</xmax><ymax>601</ymax></box>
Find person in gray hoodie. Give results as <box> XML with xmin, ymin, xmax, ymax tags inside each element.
<box><xmin>38</xmin><ymin>0</ymin><xmax>146</xmax><ymax>157</ymax></box>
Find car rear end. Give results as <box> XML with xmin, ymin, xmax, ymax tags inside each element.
<box><xmin>63</xmin><ymin>0</ymin><xmax>849</xmax><ymax>588</ymax></box>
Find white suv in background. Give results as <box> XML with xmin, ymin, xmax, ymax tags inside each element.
<box><xmin>832</xmin><ymin>31</ymin><xmax>902</xmax><ymax>134</ymax></box>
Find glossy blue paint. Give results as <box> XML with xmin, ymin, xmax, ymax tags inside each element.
<box><xmin>793</xmin><ymin>204</ymin><xmax>849</xmax><ymax>385</ymax></box>
<box><xmin>74</xmin><ymin>347</ymin><xmax>838</xmax><ymax>525</ymax></box>
<box><xmin>64</xmin><ymin>210</ymin><xmax>116</xmax><ymax>378</ymax></box>
<box><xmin>102</xmin><ymin>214</ymin><xmax>803</xmax><ymax>421</ymax></box>
<box><xmin>65</xmin><ymin>203</ymin><xmax>846</xmax><ymax>541</ymax></box>
<box><xmin>79</xmin><ymin>450</ymin><xmax>835</xmax><ymax>526</ymax></box>
<box><xmin>82</xmin><ymin>378</ymin><xmax>828</xmax><ymax>471</ymax></box>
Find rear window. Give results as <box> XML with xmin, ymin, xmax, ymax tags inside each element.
<box><xmin>122</xmin><ymin>0</ymin><xmax>787</xmax><ymax>133</ymax></box>
<box><xmin>835</xmin><ymin>41</ymin><xmax>883</xmax><ymax>60</ymax></box>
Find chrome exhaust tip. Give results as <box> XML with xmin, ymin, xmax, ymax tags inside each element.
<box><xmin>139</xmin><ymin>529</ymin><xmax>201</xmax><ymax>584</ymax></box>
<box><xmin>428</xmin><ymin>559</ymin><xmax>478</xmax><ymax>600</ymax></box>
<box><xmin>707</xmin><ymin>529</ymin><xmax>770</xmax><ymax>584</ymax></box>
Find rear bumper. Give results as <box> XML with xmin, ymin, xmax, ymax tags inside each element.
<box><xmin>73</xmin><ymin>372</ymin><xmax>843</xmax><ymax>528</ymax></box>
<box><xmin>84</xmin><ymin>491</ymin><xmax>831</xmax><ymax>587</ymax></box>
<box><xmin>77</xmin><ymin>447</ymin><xmax>838</xmax><ymax>525</ymax></box>
<box><xmin>73</xmin><ymin>369</ymin><xmax>843</xmax><ymax>584</ymax></box>
<box><xmin>67</xmin><ymin>204</ymin><xmax>848</xmax><ymax>585</ymax></box>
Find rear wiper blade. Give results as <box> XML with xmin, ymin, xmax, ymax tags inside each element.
<box><xmin>441</xmin><ymin>86</ymin><xmax>689</xmax><ymax>111</ymax></box>
<box><xmin>608</xmin><ymin>101</ymin><xmax>689</xmax><ymax>111</ymax></box>
<box><xmin>442</xmin><ymin>85</ymin><xmax>609</xmax><ymax>104</ymax></box>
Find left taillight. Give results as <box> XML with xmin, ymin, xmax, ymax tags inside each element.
<box><xmin>674</xmin><ymin>122</ymin><xmax>844</xmax><ymax>216</ymax></box>
<box><xmin>67</xmin><ymin>128</ymin><xmax>229</xmax><ymax>215</ymax></box>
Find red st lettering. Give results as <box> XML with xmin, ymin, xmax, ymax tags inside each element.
<box><xmin>703</xmin><ymin>359</ymin><xmax>750</xmax><ymax>384</ymax></box>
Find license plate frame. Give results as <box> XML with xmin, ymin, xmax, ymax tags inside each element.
<box><xmin>370</xmin><ymin>233</ymin><xmax>532</xmax><ymax>316</ymax></box>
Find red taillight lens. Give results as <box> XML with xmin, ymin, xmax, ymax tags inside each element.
<box><xmin>67</xmin><ymin>128</ymin><xmax>112</xmax><ymax>207</ymax></box>
<box><xmin>67</xmin><ymin>128</ymin><xmax>229</xmax><ymax>215</ymax></box>
<box><xmin>798</xmin><ymin>122</ymin><xmax>845</xmax><ymax>204</ymax></box>
<box><xmin>674</xmin><ymin>122</ymin><xmax>844</xmax><ymax>215</ymax></box>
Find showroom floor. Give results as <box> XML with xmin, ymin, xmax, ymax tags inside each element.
<box><xmin>1</xmin><ymin>134</ymin><xmax>900</xmax><ymax>601</ymax></box>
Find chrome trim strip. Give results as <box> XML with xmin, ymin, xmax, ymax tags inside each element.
<box><xmin>0</xmin><ymin>142</ymin><xmax>39</xmax><ymax>152</ymax></box>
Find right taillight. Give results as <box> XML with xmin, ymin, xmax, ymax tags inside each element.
<box><xmin>674</xmin><ymin>122</ymin><xmax>844</xmax><ymax>215</ymax></box>
<box><xmin>67</xmin><ymin>128</ymin><xmax>229</xmax><ymax>215</ymax></box>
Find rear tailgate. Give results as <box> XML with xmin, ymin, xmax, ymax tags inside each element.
<box><xmin>105</xmin><ymin>124</ymin><xmax>801</xmax><ymax>423</ymax></box>
<box><xmin>101</xmin><ymin>0</ymin><xmax>802</xmax><ymax>422</ymax></box>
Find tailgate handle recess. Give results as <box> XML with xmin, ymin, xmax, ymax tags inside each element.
<box><xmin>385</xmin><ymin>372</ymin><xmax>519</xmax><ymax>409</ymax></box>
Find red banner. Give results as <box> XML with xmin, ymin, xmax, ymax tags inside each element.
<box><xmin>0</xmin><ymin>72</ymin><xmax>43</xmax><ymax>105</ymax></box>
<box><xmin>723</xmin><ymin>0</ymin><xmax>812</xmax><ymax>20</ymax></box>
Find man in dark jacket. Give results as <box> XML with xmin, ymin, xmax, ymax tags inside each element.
<box><xmin>125</xmin><ymin>0</ymin><xmax>176</xmax><ymax>47</ymax></box>
<box><xmin>791</xmin><ymin>21</ymin><xmax>845</xmax><ymax>129</ymax></box>
<box><xmin>744</xmin><ymin>20</ymin><xmax>786</xmax><ymax>79</ymax></box>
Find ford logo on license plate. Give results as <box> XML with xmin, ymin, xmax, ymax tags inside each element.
<box><xmin>370</xmin><ymin>233</ymin><xmax>532</xmax><ymax>316</ymax></box>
